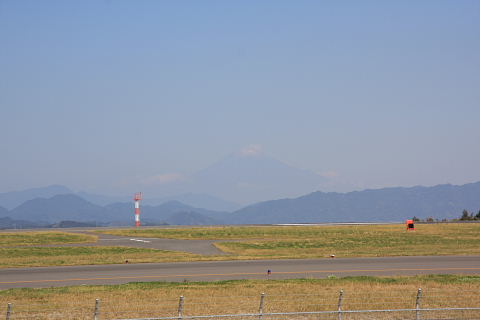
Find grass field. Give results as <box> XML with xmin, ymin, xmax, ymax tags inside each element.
<box><xmin>2</xmin><ymin>224</ymin><xmax>479</xmax><ymax>268</ymax></box>
<box><xmin>94</xmin><ymin>223</ymin><xmax>480</xmax><ymax>240</ymax></box>
<box><xmin>0</xmin><ymin>231</ymin><xmax>96</xmax><ymax>246</ymax></box>
<box><xmin>2</xmin><ymin>226</ymin><xmax>479</xmax><ymax>319</ymax></box>
<box><xmin>1</xmin><ymin>275</ymin><xmax>479</xmax><ymax>319</ymax></box>
<box><xmin>0</xmin><ymin>246</ymin><xmax>204</xmax><ymax>268</ymax></box>
<box><xmin>97</xmin><ymin>223</ymin><xmax>480</xmax><ymax>258</ymax></box>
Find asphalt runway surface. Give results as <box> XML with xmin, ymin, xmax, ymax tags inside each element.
<box><xmin>1</xmin><ymin>256</ymin><xmax>479</xmax><ymax>289</ymax></box>
<box><xmin>78</xmin><ymin>232</ymin><xmax>226</xmax><ymax>255</ymax></box>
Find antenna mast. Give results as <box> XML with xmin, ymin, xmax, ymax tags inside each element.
<box><xmin>133</xmin><ymin>192</ymin><xmax>142</xmax><ymax>227</ymax></box>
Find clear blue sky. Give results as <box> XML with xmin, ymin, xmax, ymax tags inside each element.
<box><xmin>1</xmin><ymin>0</ymin><xmax>479</xmax><ymax>195</ymax></box>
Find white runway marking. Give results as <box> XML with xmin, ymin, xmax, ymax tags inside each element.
<box><xmin>129</xmin><ymin>238</ymin><xmax>151</xmax><ymax>243</ymax></box>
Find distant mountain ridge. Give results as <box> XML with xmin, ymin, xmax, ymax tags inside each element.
<box><xmin>0</xmin><ymin>150</ymin><xmax>335</xmax><ymax>210</ymax></box>
<box><xmin>0</xmin><ymin>216</ymin><xmax>45</xmax><ymax>229</ymax></box>
<box><xmin>1</xmin><ymin>182</ymin><xmax>479</xmax><ymax>228</ymax></box>
<box><xmin>0</xmin><ymin>185</ymin><xmax>72</xmax><ymax>210</ymax></box>
<box><xmin>11</xmin><ymin>194</ymin><xmax>105</xmax><ymax>224</ymax></box>
<box><xmin>143</xmin><ymin>193</ymin><xmax>241</xmax><ymax>212</ymax></box>
<box><xmin>191</xmin><ymin>152</ymin><xmax>329</xmax><ymax>204</ymax></box>
<box><xmin>76</xmin><ymin>191</ymin><xmax>241</xmax><ymax>211</ymax></box>
<box><xmin>0</xmin><ymin>185</ymin><xmax>239</xmax><ymax>212</ymax></box>
<box><xmin>2</xmin><ymin>194</ymin><xmax>227</xmax><ymax>227</ymax></box>
<box><xmin>144</xmin><ymin>151</ymin><xmax>330</xmax><ymax>205</ymax></box>
<box><xmin>103</xmin><ymin>199</ymin><xmax>226</xmax><ymax>225</ymax></box>
<box><xmin>230</xmin><ymin>182</ymin><xmax>480</xmax><ymax>224</ymax></box>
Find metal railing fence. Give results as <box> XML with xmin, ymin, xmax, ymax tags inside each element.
<box><xmin>4</xmin><ymin>288</ymin><xmax>480</xmax><ymax>320</ymax></box>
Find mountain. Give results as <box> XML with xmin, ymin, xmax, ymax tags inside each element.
<box><xmin>0</xmin><ymin>216</ymin><xmax>46</xmax><ymax>229</ymax></box>
<box><xmin>0</xmin><ymin>206</ymin><xmax>8</xmax><ymax>217</ymax></box>
<box><xmin>104</xmin><ymin>201</ymin><xmax>170</xmax><ymax>223</ymax></box>
<box><xmin>50</xmin><ymin>221</ymin><xmax>99</xmax><ymax>228</ymax></box>
<box><xmin>76</xmin><ymin>192</ymin><xmax>129</xmax><ymax>206</ymax></box>
<box><xmin>190</xmin><ymin>152</ymin><xmax>328</xmax><ymax>204</ymax></box>
<box><xmin>143</xmin><ymin>193</ymin><xmax>241</xmax><ymax>212</ymax></box>
<box><xmin>4</xmin><ymin>181</ymin><xmax>480</xmax><ymax>226</ymax></box>
<box><xmin>143</xmin><ymin>201</ymin><xmax>227</xmax><ymax>224</ymax></box>
<box><xmin>231</xmin><ymin>182</ymin><xmax>480</xmax><ymax>224</ymax></box>
<box><xmin>7</xmin><ymin>194</ymin><xmax>226</xmax><ymax>226</ymax></box>
<box><xmin>0</xmin><ymin>148</ymin><xmax>332</xmax><ymax>210</ymax></box>
<box><xmin>0</xmin><ymin>185</ymin><xmax>72</xmax><ymax>210</ymax></box>
<box><xmin>103</xmin><ymin>200</ymin><xmax>226</xmax><ymax>224</ymax></box>
<box><xmin>0</xmin><ymin>184</ymin><xmax>237</xmax><ymax>214</ymax></box>
<box><xmin>9</xmin><ymin>194</ymin><xmax>105</xmax><ymax>224</ymax></box>
<box><xmin>77</xmin><ymin>191</ymin><xmax>239</xmax><ymax>212</ymax></box>
<box><xmin>163</xmin><ymin>211</ymin><xmax>219</xmax><ymax>225</ymax></box>
<box><xmin>142</xmin><ymin>149</ymin><xmax>330</xmax><ymax>205</ymax></box>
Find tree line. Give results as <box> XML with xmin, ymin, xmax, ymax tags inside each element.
<box><xmin>412</xmin><ymin>209</ymin><xmax>480</xmax><ymax>223</ymax></box>
<box><xmin>459</xmin><ymin>209</ymin><xmax>480</xmax><ymax>221</ymax></box>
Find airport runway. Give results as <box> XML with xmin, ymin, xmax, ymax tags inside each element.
<box><xmin>1</xmin><ymin>255</ymin><xmax>479</xmax><ymax>289</ymax></box>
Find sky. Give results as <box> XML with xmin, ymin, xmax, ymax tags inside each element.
<box><xmin>1</xmin><ymin>0</ymin><xmax>479</xmax><ymax>196</ymax></box>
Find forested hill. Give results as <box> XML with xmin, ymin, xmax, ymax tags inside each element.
<box><xmin>1</xmin><ymin>182</ymin><xmax>479</xmax><ymax>227</ymax></box>
<box><xmin>3</xmin><ymin>194</ymin><xmax>226</xmax><ymax>226</ymax></box>
<box><xmin>230</xmin><ymin>182</ymin><xmax>480</xmax><ymax>224</ymax></box>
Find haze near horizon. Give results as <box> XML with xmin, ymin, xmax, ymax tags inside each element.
<box><xmin>1</xmin><ymin>1</ymin><xmax>479</xmax><ymax>203</ymax></box>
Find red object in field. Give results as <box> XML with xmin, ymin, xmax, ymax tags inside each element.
<box><xmin>406</xmin><ymin>219</ymin><xmax>415</xmax><ymax>231</ymax></box>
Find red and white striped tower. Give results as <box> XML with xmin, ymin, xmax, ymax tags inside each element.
<box><xmin>133</xmin><ymin>192</ymin><xmax>142</xmax><ymax>227</ymax></box>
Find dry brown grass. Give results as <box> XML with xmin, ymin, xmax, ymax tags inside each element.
<box><xmin>99</xmin><ymin>223</ymin><xmax>480</xmax><ymax>259</ymax></box>
<box><xmin>0</xmin><ymin>231</ymin><xmax>96</xmax><ymax>246</ymax></box>
<box><xmin>3</xmin><ymin>224</ymin><xmax>480</xmax><ymax>268</ymax></box>
<box><xmin>1</xmin><ymin>275</ymin><xmax>479</xmax><ymax>319</ymax></box>
<box><xmin>94</xmin><ymin>223</ymin><xmax>480</xmax><ymax>240</ymax></box>
<box><xmin>0</xmin><ymin>246</ymin><xmax>207</xmax><ymax>268</ymax></box>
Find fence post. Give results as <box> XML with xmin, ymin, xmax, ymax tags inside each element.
<box><xmin>6</xmin><ymin>303</ymin><xmax>11</xmax><ymax>320</ymax></box>
<box><xmin>415</xmin><ymin>288</ymin><xmax>422</xmax><ymax>320</ymax></box>
<box><xmin>178</xmin><ymin>296</ymin><xmax>184</xmax><ymax>320</ymax></box>
<box><xmin>94</xmin><ymin>299</ymin><xmax>100</xmax><ymax>320</ymax></box>
<box><xmin>258</xmin><ymin>293</ymin><xmax>265</xmax><ymax>319</ymax></box>
<box><xmin>337</xmin><ymin>289</ymin><xmax>344</xmax><ymax>320</ymax></box>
